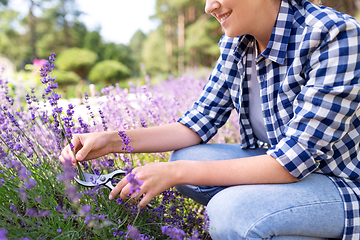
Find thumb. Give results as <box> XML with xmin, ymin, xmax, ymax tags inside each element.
<box><xmin>75</xmin><ymin>142</ymin><xmax>93</xmax><ymax>161</ymax></box>
<box><xmin>75</xmin><ymin>151</ymin><xmax>85</xmax><ymax>161</ymax></box>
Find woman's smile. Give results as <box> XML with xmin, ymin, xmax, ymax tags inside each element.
<box><xmin>215</xmin><ymin>11</ymin><xmax>232</xmax><ymax>25</ymax></box>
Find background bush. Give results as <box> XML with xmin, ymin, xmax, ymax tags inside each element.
<box><xmin>56</xmin><ymin>48</ymin><xmax>98</xmax><ymax>79</ymax></box>
<box><xmin>88</xmin><ymin>60</ymin><xmax>131</xmax><ymax>85</ymax></box>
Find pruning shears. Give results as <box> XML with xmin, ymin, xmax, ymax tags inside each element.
<box><xmin>74</xmin><ymin>169</ymin><xmax>153</xmax><ymax>208</ymax></box>
<box><xmin>74</xmin><ymin>169</ymin><xmax>127</xmax><ymax>190</ymax></box>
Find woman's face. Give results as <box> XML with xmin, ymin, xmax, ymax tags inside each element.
<box><xmin>205</xmin><ymin>0</ymin><xmax>261</xmax><ymax>38</ymax></box>
<box><xmin>205</xmin><ymin>0</ymin><xmax>281</xmax><ymax>42</ymax></box>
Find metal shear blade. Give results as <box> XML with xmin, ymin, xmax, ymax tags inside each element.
<box><xmin>74</xmin><ymin>169</ymin><xmax>127</xmax><ymax>190</ymax></box>
<box><xmin>74</xmin><ymin>169</ymin><xmax>154</xmax><ymax>208</ymax></box>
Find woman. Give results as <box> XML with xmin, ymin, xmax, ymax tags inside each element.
<box><xmin>60</xmin><ymin>0</ymin><xmax>360</xmax><ymax>239</ymax></box>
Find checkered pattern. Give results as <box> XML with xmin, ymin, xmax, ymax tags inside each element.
<box><xmin>178</xmin><ymin>0</ymin><xmax>360</xmax><ymax>239</ymax></box>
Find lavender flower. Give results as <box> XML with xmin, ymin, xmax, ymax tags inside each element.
<box><xmin>125</xmin><ymin>225</ymin><xmax>149</xmax><ymax>240</ymax></box>
<box><xmin>16</xmin><ymin>183</ymin><xmax>28</xmax><ymax>201</ymax></box>
<box><xmin>118</xmin><ymin>131</ymin><xmax>134</xmax><ymax>153</ymax></box>
<box><xmin>25</xmin><ymin>208</ymin><xmax>37</xmax><ymax>218</ymax></box>
<box><xmin>9</xmin><ymin>204</ymin><xmax>17</xmax><ymax>214</ymax></box>
<box><xmin>113</xmin><ymin>230</ymin><xmax>124</xmax><ymax>237</ymax></box>
<box><xmin>38</xmin><ymin>210</ymin><xmax>51</xmax><ymax>218</ymax></box>
<box><xmin>0</xmin><ymin>229</ymin><xmax>8</xmax><ymax>240</ymax></box>
<box><xmin>0</xmin><ymin>67</ymin><xmax>219</xmax><ymax>239</ymax></box>
<box><xmin>99</xmin><ymin>109</ymin><xmax>108</xmax><ymax>131</ymax></box>
<box><xmin>126</xmin><ymin>172</ymin><xmax>143</xmax><ymax>195</ymax></box>
<box><xmin>79</xmin><ymin>205</ymin><xmax>91</xmax><ymax>216</ymax></box>
<box><xmin>161</xmin><ymin>226</ymin><xmax>186</xmax><ymax>240</ymax></box>
<box><xmin>24</xmin><ymin>178</ymin><xmax>37</xmax><ymax>189</ymax></box>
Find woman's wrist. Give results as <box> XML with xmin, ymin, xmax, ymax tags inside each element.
<box><xmin>108</xmin><ymin>131</ymin><xmax>123</xmax><ymax>153</ymax></box>
<box><xmin>170</xmin><ymin>160</ymin><xmax>190</xmax><ymax>186</ymax></box>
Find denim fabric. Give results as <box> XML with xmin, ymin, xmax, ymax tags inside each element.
<box><xmin>169</xmin><ymin>144</ymin><xmax>345</xmax><ymax>240</ymax></box>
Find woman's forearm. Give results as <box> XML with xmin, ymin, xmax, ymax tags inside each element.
<box><xmin>109</xmin><ymin>122</ymin><xmax>202</xmax><ymax>154</ymax></box>
<box><xmin>173</xmin><ymin>154</ymin><xmax>299</xmax><ymax>186</ymax></box>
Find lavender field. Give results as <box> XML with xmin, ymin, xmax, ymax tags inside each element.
<box><xmin>0</xmin><ymin>54</ymin><xmax>240</xmax><ymax>239</ymax></box>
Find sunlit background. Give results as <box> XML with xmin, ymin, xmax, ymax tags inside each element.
<box><xmin>0</xmin><ymin>0</ymin><xmax>358</xmax><ymax>98</ymax></box>
<box><xmin>8</xmin><ymin>0</ymin><xmax>158</xmax><ymax>44</ymax></box>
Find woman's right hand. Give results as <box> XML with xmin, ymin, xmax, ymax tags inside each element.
<box><xmin>59</xmin><ymin>131</ymin><xmax>117</xmax><ymax>165</ymax></box>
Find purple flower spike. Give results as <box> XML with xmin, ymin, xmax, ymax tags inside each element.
<box><xmin>24</xmin><ymin>178</ymin><xmax>37</xmax><ymax>189</ymax></box>
<box><xmin>25</xmin><ymin>208</ymin><xmax>37</xmax><ymax>218</ymax></box>
<box><xmin>118</xmin><ymin>131</ymin><xmax>134</xmax><ymax>153</ymax></box>
<box><xmin>161</xmin><ymin>226</ymin><xmax>186</xmax><ymax>240</ymax></box>
<box><xmin>126</xmin><ymin>225</ymin><xmax>141</xmax><ymax>239</ymax></box>
<box><xmin>126</xmin><ymin>172</ymin><xmax>143</xmax><ymax>195</ymax></box>
<box><xmin>0</xmin><ymin>229</ymin><xmax>8</xmax><ymax>240</ymax></box>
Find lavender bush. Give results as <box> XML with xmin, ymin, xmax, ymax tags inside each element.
<box><xmin>0</xmin><ymin>54</ymin><xmax>240</xmax><ymax>239</ymax></box>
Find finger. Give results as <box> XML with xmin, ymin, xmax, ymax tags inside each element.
<box><xmin>109</xmin><ymin>177</ymin><xmax>129</xmax><ymax>200</ymax></box>
<box><xmin>59</xmin><ymin>145</ymin><xmax>76</xmax><ymax>164</ymax></box>
<box><xmin>138</xmin><ymin>192</ymin><xmax>154</xmax><ymax>209</ymax></box>
<box><xmin>70</xmin><ymin>135</ymin><xmax>88</xmax><ymax>161</ymax></box>
<box><xmin>119</xmin><ymin>184</ymin><xmax>131</xmax><ymax>201</ymax></box>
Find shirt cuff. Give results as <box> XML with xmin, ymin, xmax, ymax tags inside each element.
<box><xmin>177</xmin><ymin>109</ymin><xmax>218</xmax><ymax>144</ymax></box>
<box><xmin>267</xmin><ymin>137</ymin><xmax>319</xmax><ymax>180</ymax></box>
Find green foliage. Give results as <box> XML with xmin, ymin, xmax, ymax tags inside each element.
<box><xmin>56</xmin><ymin>48</ymin><xmax>98</xmax><ymax>79</ymax></box>
<box><xmin>88</xmin><ymin>60</ymin><xmax>131</xmax><ymax>85</ymax></box>
<box><xmin>102</xmin><ymin>43</ymin><xmax>137</xmax><ymax>76</ymax></box>
<box><xmin>83</xmin><ymin>30</ymin><xmax>104</xmax><ymax>57</ymax></box>
<box><xmin>141</xmin><ymin>30</ymin><xmax>168</xmax><ymax>75</ymax></box>
<box><xmin>185</xmin><ymin>14</ymin><xmax>222</xmax><ymax>66</ymax></box>
<box><xmin>54</xmin><ymin>69</ymin><xmax>81</xmax><ymax>86</ymax></box>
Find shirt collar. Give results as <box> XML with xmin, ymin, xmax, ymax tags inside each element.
<box><xmin>234</xmin><ymin>0</ymin><xmax>294</xmax><ymax>65</ymax></box>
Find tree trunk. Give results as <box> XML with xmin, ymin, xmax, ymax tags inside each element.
<box><xmin>178</xmin><ymin>9</ymin><xmax>185</xmax><ymax>75</ymax></box>
<box><xmin>165</xmin><ymin>16</ymin><xmax>173</xmax><ymax>73</ymax></box>
<box><xmin>63</xmin><ymin>20</ymin><xmax>71</xmax><ymax>47</ymax></box>
<box><xmin>187</xmin><ymin>6</ymin><xmax>196</xmax><ymax>23</ymax></box>
<box><xmin>29</xmin><ymin>0</ymin><xmax>37</xmax><ymax>60</ymax></box>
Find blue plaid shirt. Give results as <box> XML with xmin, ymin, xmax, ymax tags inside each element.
<box><xmin>179</xmin><ymin>0</ymin><xmax>360</xmax><ymax>239</ymax></box>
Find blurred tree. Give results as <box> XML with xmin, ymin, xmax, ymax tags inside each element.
<box><xmin>311</xmin><ymin>0</ymin><xmax>359</xmax><ymax>16</ymax></box>
<box><xmin>83</xmin><ymin>29</ymin><xmax>104</xmax><ymax>58</ymax></box>
<box><xmin>152</xmin><ymin>0</ymin><xmax>176</xmax><ymax>73</ymax></box>
<box><xmin>53</xmin><ymin>69</ymin><xmax>81</xmax><ymax>98</ymax></box>
<box><xmin>56</xmin><ymin>47</ymin><xmax>98</xmax><ymax>80</ymax></box>
<box><xmin>129</xmin><ymin>30</ymin><xmax>147</xmax><ymax>75</ymax></box>
<box><xmin>45</xmin><ymin>0</ymin><xmax>83</xmax><ymax>48</ymax></box>
<box><xmin>129</xmin><ymin>30</ymin><xmax>147</xmax><ymax>54</ymax></box>
<box><xmin>186</xmin><ymin>14</ymin><xmax>222</xmax><ymax>67</ymax></box>
<box><xmin>56</xmin><ymin>47</ymin><xmax>97</xmax><ymax>98</ymax></box>
<box><xmin>0</xmin><ymin>7</ymin><xmax>29</xmax><ymax>69</ymax></box>
<box><xmin>88</xmin><ymin>60</ymin><xmax>131</xmax><ymax>85</ymax></box>
<box><xmin>148</xmin><ymin>0</ymin><xmax>216</xmax><ymax>75</ymax></box>
<box><xmin>0</xmin><ymin>0</ymin><xmax>359</xmax><ymax>79</ymax></box>
<box><xmin>28</xmin><ymin>0</ymin><xmax>37</xmax><ymax>60</ymax></box>
<box><xmin>102</xmin><ymin>42</ymin><xmax>137</xmax><ymax>75</ymax></box>
<box><xmin>142</xmin><ymin>30</ymin><xmax>168</xmax><ymax>75</ymax></box>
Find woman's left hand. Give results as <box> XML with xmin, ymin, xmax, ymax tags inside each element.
<box><xmin>109</xmin><ymin>162</ymin><xmax>179</xmax><ymax>209</ymax></box>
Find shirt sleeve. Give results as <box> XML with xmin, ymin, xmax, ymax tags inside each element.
<box><xmin>267</xmin><ymin>19</ymin><xmax>360</xmax><ymax>180</ymax></box>
<box><xmin>177</xmin><ymin>36</ymin><xmax>238</xmax><ymax>143</ymax></box>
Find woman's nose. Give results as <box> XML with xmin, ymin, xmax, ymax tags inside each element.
<box><xmin>205</xmin><ymin>0</ymin><xmax>220</xmax><ymax>14</ymax></box>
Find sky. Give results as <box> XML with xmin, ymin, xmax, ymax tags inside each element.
<box><xmin>8</xmin><ymin>0</ymin><xmax>159</xmax><ymax>45</ymax></box>
<box><xmin>75</xmin><ymin>0</ymin><xmax>159</xmax><ymax>44</ymax></box>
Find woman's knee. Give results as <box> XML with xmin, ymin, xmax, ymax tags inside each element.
<box><xmin>206</xmin><ymin>176</ymin><xmax>345</xmax><ymax>240</ymax></box>
<box><xmin>206</xmin><ymin>187</ymin><xmax>250</xmax><ymax>240</ymax></box>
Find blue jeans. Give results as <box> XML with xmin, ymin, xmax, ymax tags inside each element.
<box><xmin>169</xmin><ymin>144</ymin><xmax>345</xmax><ymax>240</ymax></box>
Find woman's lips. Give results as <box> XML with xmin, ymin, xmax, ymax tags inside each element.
<box><xmin>217</xmin><ymin>11</ymin><xmax>232</xmax><ymax>24</ymax></box>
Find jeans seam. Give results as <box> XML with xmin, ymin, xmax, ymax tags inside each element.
<box><xmin>244</xmin><ymin>200</ymin><xmax>343</xmax><ymax>238</ymax></box>
<box><xmin>197</xmin><ymin>186</ymin><xmax>213</xmax><ymax>200</ymax></box>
